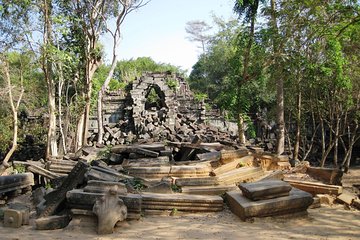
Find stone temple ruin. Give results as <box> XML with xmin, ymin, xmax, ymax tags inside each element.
<box><xmin>88</xmin><ymin>72</ymin><xmax>237</xmax><ymax>146</ymax></box>
<box><xmin>0</xmin><ymin>72</ymin><xmax>359</xmax><ymax>235</ymax></box>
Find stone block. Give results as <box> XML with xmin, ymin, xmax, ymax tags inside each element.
<box><xmin>336</xmin><ymin>192</ymin><xmax>355</xmax><ymax>206</ymax></box>
<box><xmin>238</xmin><ymin>180</ymin><xmax>292</xmax><ymax>201</ymax></box>
<box><xmin>226</xmin><ymin>188</ymin><xmax>313</xmax><ymax>221</ymax></box>
<box><xmin>4</xmin><ymin>209</ymin><xmax>22</xmax><ymax>228</ymax></box>
<box><xmin>93</xmin><ymin>188</ymin><xmax>127</xmax><ymax>234</ymax></box>
<box><xmin>35</xmin><ymin>215</ymin><xmax>71</xmax><ymax>230</ymax></box>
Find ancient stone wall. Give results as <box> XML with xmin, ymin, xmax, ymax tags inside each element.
<box><xmin>88</xmin><ymin>72</ymin><xmax>236</xmax><ymax>146</ymax></box>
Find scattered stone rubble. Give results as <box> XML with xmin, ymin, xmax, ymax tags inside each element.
<box><xmin>1</xmin><ymin>141</ymin><xmax>359</xmax><ymax>234</ymax></box>
<box><xmin>1</xmin><ymin>72</ymin><xmax>359</xmax><ymax>234</ymax></box>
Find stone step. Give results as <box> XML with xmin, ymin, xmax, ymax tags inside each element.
<box><xmin>238</xmin><ymin>180</ymin><xmax>292</xmax><ymax>201</ymax></box>
<box><xmin>217</xmin><ymin>167</ymin><xmax>264</xmax><ymax>185</ymax></box>
<box><xmin>181</xmin><ymin>185</ymin><xmax>238</xmax><ymax>195</ymax></box>
<box><xmin>211</xmin><ymin>156</ymin><xmax>254</xmax><ymax>176</ymax></box>
<box><xmin>226</xmin><ymin>188</ymin><xmax>313</xmax><ymax>221</ymax></box>
<box><xmin>140</xmin><ymin>192</ymin><xmax>223</xmax><ymax>212</ymax></box>
<box><xmin>220</xmin><ymin>149</ymin><xmax>250</xmax><ymax>164</ymax></box>
<box><xmin>175</xmin><ymin>177</ymin><xmax>218</xmax><ymax>187</ymax></box>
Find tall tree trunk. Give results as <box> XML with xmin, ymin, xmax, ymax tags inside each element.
<box><xmin>270</xmin><ymin>0</ymin><xmax>285</xmax><ymax>155</ymax></box>
<box><xmin>237</xmin><ymin>10</ymin><xmax>257</xmax><ymax>145</ymax></box>
<box><xmin>0</xmin><ymin>59</ymin><xmax>24</xmax><ymax>175</ymax></box>
<box><xmin>43</xmin><ymin>0</ymin><xmax>57</xmax><ymax>159</ymax></box>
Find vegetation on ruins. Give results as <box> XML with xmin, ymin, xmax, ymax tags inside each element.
<box><xmin>0</xmin><ymin>0</ymin><xmax>359</xmax><ymax>172</ymax></box>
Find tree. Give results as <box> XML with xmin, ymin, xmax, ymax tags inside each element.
<box><xmin>185</xmin><ymin>20</ymin><xmax>212</xmax><ymax>53</ymax></box>
<box><xmin>96</xmin><ymin>0</ymin><xmax>149</xmax><ymax>145</ymax></box>
<box><xmin>233</xmin><ymin>0</ymin><xmax>264</xmax><ymax>144</ymax></box>
<box><xmin>0</xmin><ymin>55</ymin><xmax>24</xmax><ymax>174</ymax></box>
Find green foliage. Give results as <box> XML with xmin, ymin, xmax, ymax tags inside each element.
<box><xmin>171</xmin><ymin>184</ymin><xmax>181</xmax><ymax>193</ymax></box>
<box><xmin>170</xmin><ymin>208</ymin><xmax>178</xmax><ymax>216</ymax></box>
<box><xmin>146</xmin><ymin>88</ymin><xmax>160</xmax><ymax>105</ymax></box>
<box><xmin>97</xmin><ymin>145</ymin><xmax>112</xmax><ymax>159</ymax></box>
<box><xmin>193</xmin><ymin>93</ymin><xmax>208</xmax><ymax>102</ymax></box>
<box><xmin>166</xmin><ymin>78</ymin><xmax>178</xmax><ymax>90</ymax></box>
<box><xmin>14</xmin><ymin>163</ymin><xmax>26</xmax><ymax>173</ymax></box>
<box><xmin>127</xmin><ymin>178</ymin><xmax>146</xmax><ymax>191</ymax></box>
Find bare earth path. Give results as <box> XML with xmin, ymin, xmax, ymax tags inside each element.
<box><xmin>1</xmin><ymin>205</ymin><xmax>359</xmax><ymax>240</ymax></box>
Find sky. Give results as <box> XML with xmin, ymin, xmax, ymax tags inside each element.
<box><xmin>101</xmin><ymin>0</ymin><xmax>236</xmax><ymax>74</ymax></box>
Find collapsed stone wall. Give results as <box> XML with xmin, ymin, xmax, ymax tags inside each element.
<box><xmin>88</xmin><ymin>72</ymin><xmax>237</xmax><ymax>146</ymax></box>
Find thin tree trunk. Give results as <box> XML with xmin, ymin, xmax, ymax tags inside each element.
<box><xmin>0</xmin><ymin>59</ymin><xmax>24</xmax><ymax>174</ymax></box>
<box><xmin>270</xmin><ymin>0</ymin><xmax>285</xmax><ymax>155</ymax></box>
<box><xmin>57</xmin><ymin>61</ymin><xmax>66</xmax><ymax>156</ymax></box>
<box><xmin>97</xmin><ymin>56</ymin><xmax>117</xmax><ymax>145</ymax></box>
<box><xmin>237</xmin><ymin>10</ymin><xmax>256</xmax><ymax>145</ymax></box>
<box><xmin>293</xmin><ymin>89</ymin><xmax>301</xmax><ymax>161</ymax></box>
<box><xmin>43</xmin><ymin>0</ymin><xmax>58</xmax><ymax>159</ymax></box>
<box><xmin>333</xmin><ymin>117</ymin><xmax>340</xmax><ymax>167</ymax></box>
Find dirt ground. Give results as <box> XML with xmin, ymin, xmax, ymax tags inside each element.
<box><xmin>0</xmin><ymin>205</ymin><xmax>359</xmax><ymax>240</ymax></box>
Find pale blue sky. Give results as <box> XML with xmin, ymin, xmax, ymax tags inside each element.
<box><xmin>102</xmin><ymin>0</ymin><xmax>236</xmax><ymax>74</ymax></box>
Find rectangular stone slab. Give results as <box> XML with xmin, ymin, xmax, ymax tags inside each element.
<box><xmin>175</xmin><ymin>177</ymin><xmax>218</xmax><ymax>187</ymax></box>
<box><xmin>181</xmin><ymin>185</ymin><xmax>238</xmax><ymax>195</ymax></box>
<box><xmin>140</xmin><ymin>192</ymin><xmax>223</xmax><ymax>204</ymax></box>
<box><xmin>217</xmin><ymin>167</ymin><xmax>264</xmax><ymax>185</ymax></box>
<box><xmin>220</xmin><ymin>149</ymin><xmax>249</xmax><ymax>164</ymax></box>
<box><xmin>66</xmin><ymin>189</ymin><xmax>141</xmax><ymax>212</ymax></box>
<box><xmin>212</xmin><ymin>156</ymin><xmax>254</xmax><ymax>176</ymax></box>
<box><xmin>83</xmin><ymin>180</ymin><xmax>127</xmax><ymax>194</ymax></box>
<box><xmin>195</xmin><ymin>152</ymin><xmax>221</xmax><ymax>162</ymax></box>
<box><xmin>0</xmin><ymin>173</ymin><xmax>34</xmax><ymax>191</ymax></box>
<box><xmin>284</xmin><ymin>179</ymin><xmax>343</xmax><ymax>195</ymax></box>
<box><xmin>226</xmin><ymin>188</ymin><xmax>313</xmax><ymax>221</ymax></box>
<box><xmin>238</xmin><ymin>180</ymin><xmax>292</xmax><ymax>200</ymax></box>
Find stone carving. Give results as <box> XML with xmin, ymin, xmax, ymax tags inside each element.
<box><xmin>92</xmin><ymin>186</ymin><xmax>128</xmax><ymax>234</ymax></box>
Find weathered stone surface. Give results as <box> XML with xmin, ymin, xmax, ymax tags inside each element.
<box><xmin>196</xmin><ymin>151</ymin><xmax>221</xmax><ymax>162</ymax></box>
<box><xmin>336</xmin><ymin>191</ymin><xmax>355</xmax><ymax>206</ymax></box>
<box><xmin>238</xmin><ymin>180</ymin><xmax>292</xmax><ymax>201</ymax></box>
<box><xmin>217</xmin><ymin>167</ymin><xmax>264</xmax><ymax>185</ymax></box>
<box><xmin>84</xmin><ymin>180</ymin><xmax>127</xmax><ymax>194</ymax></box>
<box><xmin>316</xmin><ymin>194</ymin><xmax>335</xmax><ymax>205</ymax></box>
<box><xmin>143</xmin><ymin>181</ymin><xmax>173</xmax><ymax>194</ymax></box>
<box><xmin>66</xmin><ymin>189</ymin><xmax>141</xmax><ymax>217</ymax></box>
<box><xmin>307</xmin><ymin>167</ymin><xmax>343</xmax><ymax>185</ymax></box>
<box><xmin>284</xmin><ymin>179</ymin><xmax>343</xmax><ymax>195</ymax></box>
<box><xmin>181</xmin><ymin>185</ymin><xmax>238</xmax><ymax>195</ymax></box>
<box><xmin>93</xmin><ymin>187</ymin><xmax>127</xmax><ymax>234</ymax></box>
<box><xmin>141</xmin><ymin>192</ymin><xmax>223</xmax><ymax>212</ymax></box>
<box><xmin>353</xmin><ymin>199</ymin><xmax>360</xmax><ymax>210</ymax></box>
<box><xmin>87</xmin><ymin>166</ymin><xmax>132</xmax><ymax>182</ymax></box>
<box><xmin>0</xmin><ymin>173</ymin><xmax>34</xmax><ymax>195</ymax></box>
<box><xmin>35</xmin><ymin>215</ymin><xmax>70</xmax><ymax>230</ymax></box>
<box><xmin>39</xmin><ymin>161</ymin><xmax>88</xmax><ymax>218</ymax></box>
<box><xmin>220</xmin><ymin>149</ymin><xmax>250</xmax><ymax>164</ymax></box>
<box><xmin>7</xmin><ymin>203</ymin><xmax>30</xmax><ymax>225</ymax></box>
<box><xmin>211</xmin><ymin>156</ymin><xmax>254</xmax><ymax>176</ymax></box>
<box><xmin>226</xmin><ymin>188</ymin><xmax>314</xmax><ymax>221</ymax></box>
<box><xmin>175</xmin><ymin>177</ymin><xmax>218</xmax><ymax>187</ymax></box>
<box><xmin>4</xmin><ymin>209</ymin><xmax>22</xmax><ymax>228</ymax></box>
